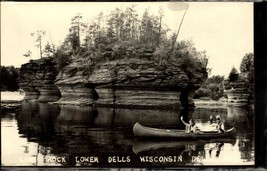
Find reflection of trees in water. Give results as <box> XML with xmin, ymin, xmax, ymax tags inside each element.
<box><xmin>97</xmin><ymin>107</ymin><xmax>181</xmax><ymax>126</ymax></box>
<box><xmin>238</xmin><ymin>136</ymin><xmax>254</xmax><ymax>162</ymax></box>
<box><xmin>245</xmin><ymin>105</ymin><xmax>253</xmax><ymax>130</ymax></box>
<box><xmin>56</xmin><ymin>105</ymin><xmax>98</xmax><ymax>125</ymax></box>
<box><xmin>226</xmin><ymin>105</ymin><xmax>253</xmax><ymax>131</ymax></box>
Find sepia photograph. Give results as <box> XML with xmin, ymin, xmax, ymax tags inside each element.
<box><xmin>1</xmin><ymin>2</ymin><xmax>254</xmax><ymax>167</ymax></box>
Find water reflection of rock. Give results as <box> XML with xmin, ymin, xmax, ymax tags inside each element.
<box><xmin>15</xmin><ymin>102</ymin><xmax>253</xmax><ymax>166</ymax></box>
<box><xmin>57</xmin><ymin>105</ymin><xmax>98</xmax><ymax>125</ymax></box>
<box><xmin>16</xmin><ymin>102</ymin><xmax>184</xmax><ymax>166</ymax></box>
<box><xmin>13</xmin><ymin>103</ymin><xmax>136</xmax><ymax>165</ymax></box>
<box><xmin>56</xmin><ymin>106</ymin><xmax>182</xmax><ymax>126</ymax></box>
<box><xmin>17</xmin><ymin>101</ymin><xmax>60</xmax><ymax>143</ymax></box>
<box><xmin>19</xmin><ymin>86</ymin><xmax>40</xmax><ymax>100</ymax></box>
<box><xmin>97</xmin><ymin>107</ymin><xmax>182</xmax><ymax>126</ymax></box>
<box><xmin>238</xmin><ymin>134</ymin><xmax>254</xmax><ymax>162</ymax></box>
<box><xmin>226</xmin><ymin>105</ymin><xmax>253</xmax><ymax>130</ymax></box>
<box><xmin>227</xmin><ymin>105</ymin><xmax>252</xmax><ymax>122</ymax></box>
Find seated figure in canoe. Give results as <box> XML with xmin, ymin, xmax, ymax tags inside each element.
<box><xmin>215</xmin><ymin>115</ymin><xmax>225</xmax><ymax>133</ymax></box>
<box><xmin>180</xmin><ymin>116</ymin><xmax>199</xmax><ymax>133</ymax></box>
<box><xmin>180</xmin><ymin>115</ymin><xmax>225</xmax><ymax>134</ymax></box>
<box><xmin>210</xmin><ymin>115</ymin><xmax>213</xmax><ymax>124</ymax></box>
<box><xmin>206</xmin><ymin>115</ymin><xmax>225</xmax><ymax>133</ymax></box>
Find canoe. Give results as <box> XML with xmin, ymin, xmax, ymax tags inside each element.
<box><xmin>133</xmin><ymin>139</ymin><xmax>237</xmax><ymax>154</ymax></box>
<box><xmin>133</xmin><ymin>122</ymin><xmax>236</xmax><ymax>139</ymax></box>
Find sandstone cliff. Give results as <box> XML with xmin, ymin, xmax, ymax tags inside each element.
<box><xmin>55</xmin><ymin>57</ymin><xmax>190</xmax><ymax>108</ymax></box>
<box><xmin>19</xmin><ymin>51</ymin><xmax>207</xmax><ymax>108</ymax></box>
<box><xmin>223</xmin><ymin>75</ymin><xmax>252</xmax><ymax>105</ymax></box>
<box><xmin>19</xmin><ymin>57</ymin><xmax>61</xmax><ymax>102</ymax></box>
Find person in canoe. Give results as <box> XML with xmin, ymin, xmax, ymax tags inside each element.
<box><xmin>180</xmin><ymin>116</ymin><xmax>198</xmax><ymax>133</ymax></box>
<box><xmin>215</xmin><ymin>115</ymin><xmax>225</xmax><ymax>133</ymax></box>
<box><xmin>209</xmin><ymin>115</ymin><xmax>213</xmax><ymax>124</ymax></box>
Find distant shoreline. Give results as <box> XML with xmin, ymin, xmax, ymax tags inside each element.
<box><xmin>1</xmin><ymin>91</ymin><xmax>25</xmax><ymax>102</ymax></box>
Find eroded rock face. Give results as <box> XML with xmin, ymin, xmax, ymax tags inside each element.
<box><xmin>54</xmin><ymin>61</ymin><xmax>99</xmax><ymax>106</ymax></box>
<box><xmin>55</xmin><ymin>58</ymin><xmax>190</xmax><ymax>108</ymax></box>
<box><xmin>56</xmin><ymin>84</ymin><xmax>98</xmax><ymax>105</ymax></box>
<box><xmin>19</xmin><ymin>54</ymin><xmax>207</xmax><ymax>108</ymax></box>
<box><xmin>180</xmin><ymin>60</ymin><xmax>208</xmax><ymax>108</ymax></box>
<box><xmin>19</xmin><ymin>85</ymin><xmax>40</xmax><ymax>100</ymax></box>
<box><xmin>19</xmin><ymin>58</ymin><xmax>61</xmax><ymax>102</ymax></box>
<box><xmin>19</xmin><ymin>61</ymin><xmax>40</xmax><ymax>100</ymax></box>
<box><xmin>93</xmin><ymin>59</ymin><xmax>189</xmax><ymax>108</ymax></box>
<box><xmin>224</xmin><ymin>79</ymin><xmax>250</xmax><ymax>104</ymax></box>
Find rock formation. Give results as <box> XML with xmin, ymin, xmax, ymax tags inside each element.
<box><xmin>55</xmin><ymin>58</ymin><xmax>191</xmax><ymax>108</ymax></box>
<box><xmin>223</xmin><ymin>76</ymin><xmax>251</xmax><ymax>104</ymax></box>
<box><xmin>19</xmin><ymin>57</ymin><xmax>61</xmax><ymax>102</ymax></box>
<box><xmin>19</xmin><ymin>61</ymin><xmax>40</xmax><ymax>100</ymax></box>
<box><xmin>19</xmin><ymin>51</ymin><xmax>208</xmax><ymax>108</ymax></box>
<box><xmin>180</xmin><ymin>60</ymin><xmax>208</xmax><ymax>108</ymax></box>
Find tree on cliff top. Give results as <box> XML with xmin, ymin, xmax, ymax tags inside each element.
<box><xmin>69</xmin><ymin>13</ymin><xmax>87</xmax><ymax>51</ymax></box>
<box><xmin>43</xmin><ymin>41</ymin><xmax>55</xmax><ymax>57</ymax></box>
<box><xmin>208</xmin><ymin>75</ymin><xmax>224</xmax><ymax>84</ymax></box>
<box><xmin>54</xmin><ymin>5</ymin><xmax>208</xmax><ymax>75</ymax></box>
<box><xmin>228</xmin><ymin>67</ymin><xmax>239</xmax><ymax>82</ymax></box>
<box><xmin>154</xmin><ymin>38</ymin><xmax>208</xmax><ymax>69</ymax></box>
<box><xmin>62</xmin><ymin>6</ymin><xmax>169</xmax><ymax>53</ymax></box>
<box><xmin>31</xmin><ymin>30</ymin><xmax>46</xmax><ymax>58</ymax></box>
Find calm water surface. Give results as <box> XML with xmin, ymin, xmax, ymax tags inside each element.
<box><xmin>1</xmin><ymin>101</ymin><xmax>254</xmax><ymax>166</ymax></box>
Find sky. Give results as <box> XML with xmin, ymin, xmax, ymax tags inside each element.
<box><xmin>1</xmin><ymin>2</ymin><xmax>253</xmax><ymax>77</ymax></box>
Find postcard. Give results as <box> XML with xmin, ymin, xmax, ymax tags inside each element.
<box><xmin>1</xmin><ymin>1</ymin><xmax>254</xmax><ymax>167</ymax></box>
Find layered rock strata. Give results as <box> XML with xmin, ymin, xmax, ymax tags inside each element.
<box><xmin>19</xmin><ymin>85</ymin><xmax>40</xmax><ymax>100</ymax></box>
<box><xmin>19</xmin><ymin>61</ymin><xmax>40</xmax><ymax>100</ymax></box>
<box><xmin>55</xmin><ymin>58</ymin><xmax>190</xmax><ymax>108</ymax></box>
<box><xmin>19</xmin><ymin>54</ymin><xmax>207</xmax><ymax>108</ymax></box>
<box><xmin>56</xmin><ymin>84</ymin><xmax>98</xmax><ymax>105</ymax></box>
<box><xmin>55</xmin><ymin>62</ymin><xmax>99</xmax><ymax>106</ymax></box>
<box><xmin>19</xmin><ymin>57</ymin><xmax>61</xmax><ymax>102</ymax></box>
<box><xmin>224</xmin><ymin>79</ymin><xmax>250</xmax><ymax>104</ymax></box>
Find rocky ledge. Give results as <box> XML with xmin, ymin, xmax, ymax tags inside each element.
<box><xmin>19</xmin><ymin>54</ymin><xmax>207</xmax><ymax>108</ymax></box>
<box><xmin>19</xmin><ymin>57</ymin><xmax>61</xmax><ymax>102</ymax></box>
<box><xmin>223</xmin><ymin>78</ymin><xmax>251</xmax><ymax>104</ymax></box>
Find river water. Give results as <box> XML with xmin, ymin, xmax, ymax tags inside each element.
<box><xmin>1</xmin><ymin>99</ymin><xmax>254</xmax><ymax>167</ymax></box>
